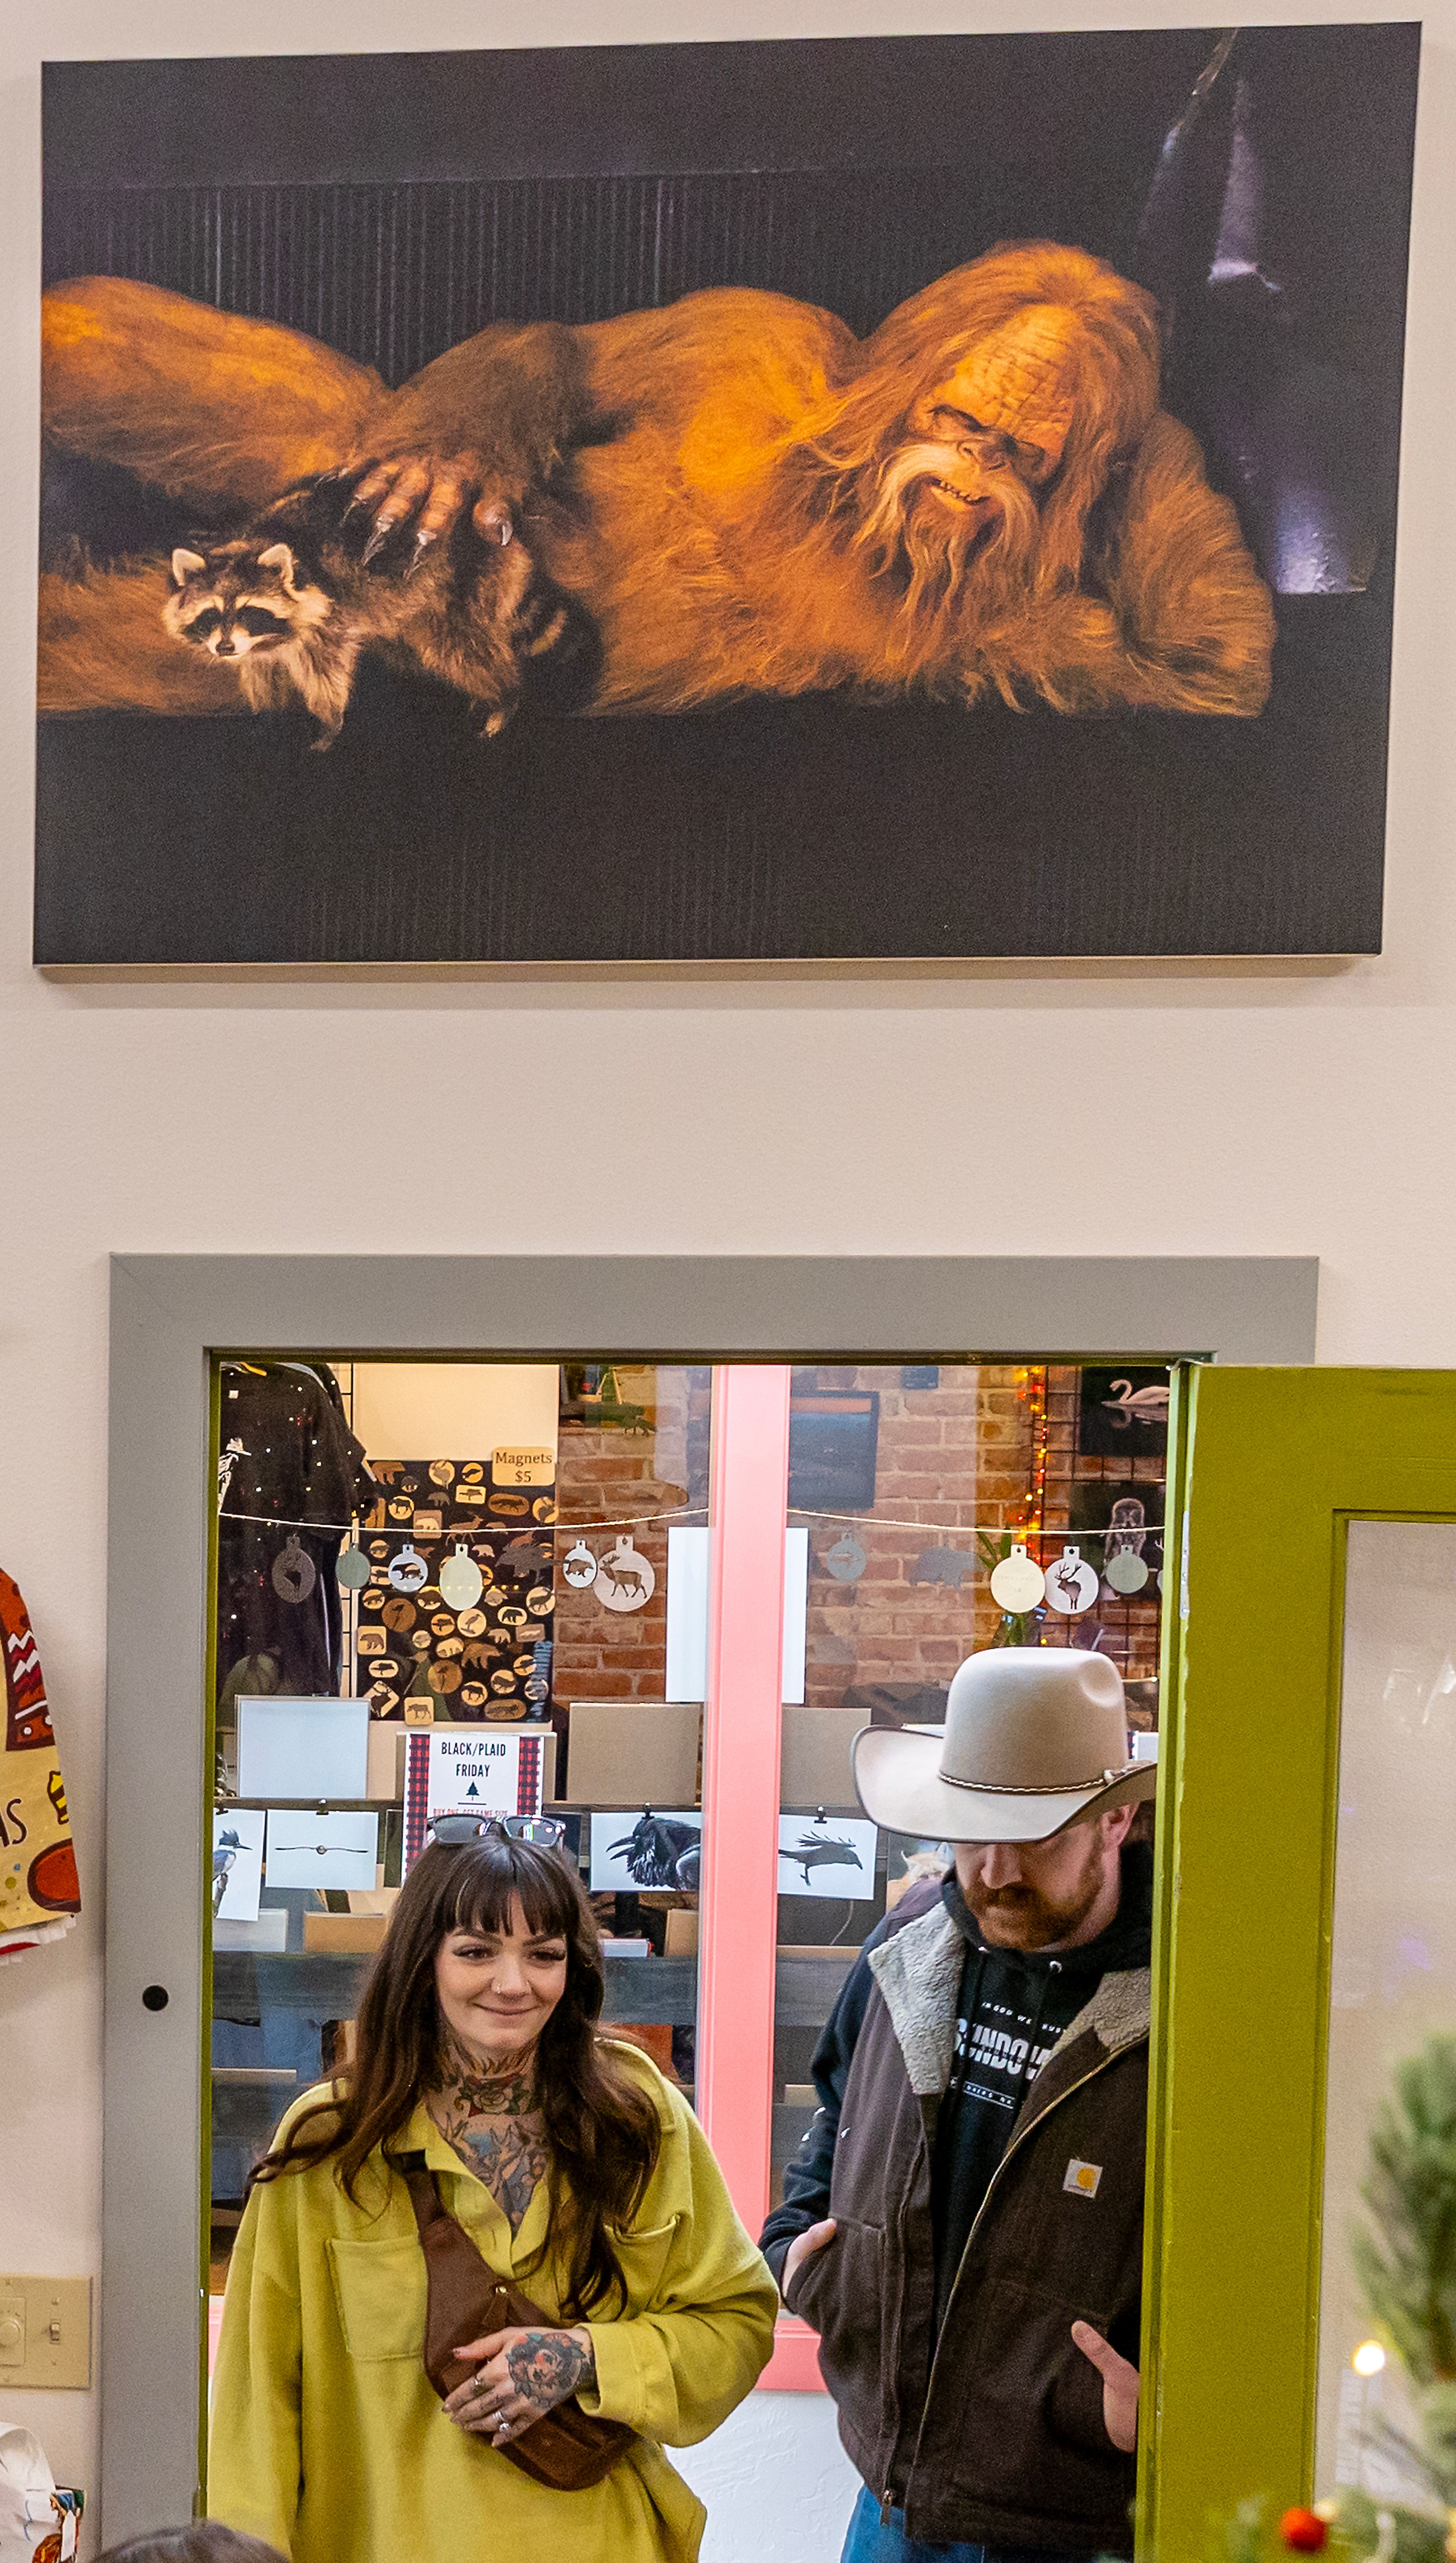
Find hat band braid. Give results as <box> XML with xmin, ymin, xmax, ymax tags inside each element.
<box><xmin>936</xmin><ymin>1762</ymin><xmax>1138</xmax><ymax>1795</ymax></box>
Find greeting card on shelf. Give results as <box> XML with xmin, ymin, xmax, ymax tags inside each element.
<box><xmin>212</xmin><ymin>1807</ymin><xmax>265</xmax><ymax>1922</ymax></box>
<box><xmin>265</xmin><ymin>1809</ymin><xmax>380</xmax><ymax>1890</ymax></box>
<box><xmin>589</xmin><ymin>1811</ymin><xmax>700</xmax><ymax>1893</ymax></box>
<box><xmin>778</xmin><ymin>1815</ymin><xmax>879</xmax><ymax>1901</ymax></box>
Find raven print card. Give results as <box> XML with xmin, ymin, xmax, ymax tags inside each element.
<box><xmin>36</xmin><ymin>30</ymin><xmax>1418</xmax><ymax>964</ymax></box>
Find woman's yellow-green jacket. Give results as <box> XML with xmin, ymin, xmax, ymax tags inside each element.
<box><xmin>209</xmin><ymin>2044</ymin><xmax>779</xmax><ymax>2563</ymax></box>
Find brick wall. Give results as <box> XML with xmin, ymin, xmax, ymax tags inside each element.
<box><xmin>549</xmin><ymin>1360</ymin><xmax>1164</xmax><ymax>1756</ymax></box>
<box><xmin>797</xmin><ymin>1361</ymin><xmax>1165</xmax><ymax>1713</ymax></box>
<box><xmin>551</xmin><ymin>1368</ymin><xmax>710</xmax><ymax>1740</ymax></box>
<box><xmin>799</xmin><ymin>1364</ymin><xmax>1029</xmax><ymax>1707</ymax></box>
<box><xmin>1036</xmin><ymin>1363</ymin><xmax>1165</xmax><ymax>1685</ymax></box>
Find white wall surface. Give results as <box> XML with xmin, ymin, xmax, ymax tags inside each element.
<box><xmin>0</xmin><ymin>0</ymin><xmax>1453</xmax><ymax>2548</ymax></box>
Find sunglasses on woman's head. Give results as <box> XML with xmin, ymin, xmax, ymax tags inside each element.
<box><xmin>427</xmin><ymin>1813</ymin><xmax>566</xmax><ymax>1847</ymax></box>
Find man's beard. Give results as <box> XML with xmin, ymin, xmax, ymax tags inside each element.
<box><xmin>962</xmin><ymin>1830</ymin><xmax>1106</xmax><ymax>1952</ymax></box>
<box><xmin>857</xmin><ymin>440</ymin><xmax>1042</xmax><ymax>623</ymax></box>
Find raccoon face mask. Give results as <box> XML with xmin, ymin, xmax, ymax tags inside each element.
<box><xmin>164</xmin><ymin>541</ymin><xmax>331</xmax><ymax>661</ymax></box>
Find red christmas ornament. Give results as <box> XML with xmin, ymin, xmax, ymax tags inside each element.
<box><xmin>1280</xmin><ymin>2510</ymin><xmax>1328</xmax><ymax>2553</ymax></box>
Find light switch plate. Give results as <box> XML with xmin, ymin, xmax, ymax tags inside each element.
<box><xmin>0</xmin><ymin>2277</ymin><xmax>92</xmax><ymax>2389</ymax></box>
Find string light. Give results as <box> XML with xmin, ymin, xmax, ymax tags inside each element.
<box><xmin>1017</xmin><ymin>1363</ymin><xmax>1050</xmax><ymax>1545</ymax></box>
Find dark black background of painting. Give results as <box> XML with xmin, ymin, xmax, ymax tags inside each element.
<box><xmin>36</xmin><ymin>29</ymin><xmax>1419</xmax><ymax>964</ymax></box>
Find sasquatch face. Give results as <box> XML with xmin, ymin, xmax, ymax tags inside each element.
<box><xmin>869</xmin><ymin>302</ymin><xmax>1079</xmax><ymax>580</ymax></box>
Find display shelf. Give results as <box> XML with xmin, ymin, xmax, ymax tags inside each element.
<box><xmin>212</xmin><ymin>1946</ymin><xmax>859</xmax><ymax>2029</ymax></box>
<box><xmin>772</xmin><ymin>1948</ymin><xmax>858</xmax><ymax>2026</ymax></box>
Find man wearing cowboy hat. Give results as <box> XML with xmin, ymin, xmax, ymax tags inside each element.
<box><xmin>759</xmin><ymin>1649</ymin><xmax>1154</xmax><ymax>2563</ymax></box>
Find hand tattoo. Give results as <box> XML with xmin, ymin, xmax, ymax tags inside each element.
<box><xmin>504</xmin><ymin>2328</ymin><xmax>596</xmax><ymax>2418</ymax></box>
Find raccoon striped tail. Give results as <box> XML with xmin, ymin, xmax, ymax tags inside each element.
<box><xmin>520</xmin><ymin>595</ymin><xmax>571</xmax><ymax>658</ymax></box>
<box><xmin>39</xmin><ymin>559</ymin><xmax>244</xmax><ymax>715</ymax></box>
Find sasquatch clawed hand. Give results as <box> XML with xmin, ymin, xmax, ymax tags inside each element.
<box><xmin>338</xmin><ymin>452</ymin><xmax>516</xmax><ymax>569</ymax></box>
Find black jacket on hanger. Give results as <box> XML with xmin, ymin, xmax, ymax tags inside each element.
<box><xmin>216</xmin><ymin>1362</ymin><xmax>373</xmax><ymax>1701</ymax></box>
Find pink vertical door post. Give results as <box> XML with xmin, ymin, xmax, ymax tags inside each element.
<box><xmin>697</xmin><ymin>1364</ymin><xmax>824</xmax><ymax>2391</ymax></box>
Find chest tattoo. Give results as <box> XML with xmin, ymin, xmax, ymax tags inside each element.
<box><xmin>429</xmin><ymin>2040</ymin><xmax>551</xmax><ymax>2234</ymax></box>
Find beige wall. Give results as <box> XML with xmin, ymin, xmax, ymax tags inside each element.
<box><xmin>349</xmin><ymin>1362</ymin><xmax>559</xmax><ymax>1464</ymax></box>
<box><xmin>0</xmin><ymin>0</ymin><xmax>1451</xmax><ymax>2535</ymax></box>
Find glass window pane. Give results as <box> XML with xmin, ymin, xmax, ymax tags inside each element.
<box><xmin>771</xmin><ymin>1361</ymin><xmax>1167</xmax><ymax>2208</ymax></box>
<box><xmin>208</xmin><ymin>1357</ymin><xmax>708</xmax><ymax>2317</ymax></box>
<box><xmin>1316</xmin><ymin>1520</ymin><xmax>1456</xmax><ymax>2507</ymax></box>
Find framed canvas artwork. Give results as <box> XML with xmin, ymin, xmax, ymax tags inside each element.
<box><xmin>36</xmin><ymin>29</ymin><xmax>1420</xmax><ymax>964</ymax></box>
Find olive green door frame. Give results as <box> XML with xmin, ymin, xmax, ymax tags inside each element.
<box><xmin>101</xmin><ymin>1252</ymin><xmax>1317</xmax><ymax>2544</ymax></box>
<box><xmin>1143</xmin><ymin>1366</ymin><xmax>1456</xmax><ymax>2561</ymax></box>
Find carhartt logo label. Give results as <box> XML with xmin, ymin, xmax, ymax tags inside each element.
<box><xmin>1064</xmin><ymin>2158</ymin><xmax>1102</xmax><ymax>2197</ymax></box>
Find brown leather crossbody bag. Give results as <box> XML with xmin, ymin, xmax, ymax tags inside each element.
<box><xmin>392</xmin><ymin>2152</ymin><xmax>635</xmax><ymax>2492</ymax></box>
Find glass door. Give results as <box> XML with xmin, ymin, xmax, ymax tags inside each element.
<box><xmin>1144</xmin><ymin>1368</ymin><xmax>1456</xmax><ymax>2563</ymax></box>
<box><xmin>207</xmin><ymin>1359</ymin><xmax>713</xmax><ymax>2326</ymax></box>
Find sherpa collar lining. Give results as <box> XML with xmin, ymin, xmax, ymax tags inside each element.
<box><xmin>868</xmin><ymin>1902</ymin><xmax>1151</xmax><ymax>2099</ymax></box>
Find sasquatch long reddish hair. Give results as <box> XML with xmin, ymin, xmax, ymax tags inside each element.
<box><xmin>692</xmin><ymin>241</ymin><xmax>1164</xmax><ymax>703</ymax></box>
<box><xmin>570</xmin><ymin>236</ymin><xmax>1270</xmax><ymax>716</ymax></box>
<box><xmin>251</xmin><ymin>1836</ymin><xmax>661</xmax><ymax>2318</ymax></box>
<box><xmin>39</xmin><ymin>239</ymin><xmax>1274</xmax><ymax>721</ymax></box>
<box><xmin>813</xmin><ymin>244</ymin><xmax>1160</xmax><ymax>620</ymax></box>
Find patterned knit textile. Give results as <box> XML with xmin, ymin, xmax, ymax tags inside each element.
<box><xmin>0</xmin><ymin>1570</ymin><xmax>80</xmax><ymax>1963</ymax></box>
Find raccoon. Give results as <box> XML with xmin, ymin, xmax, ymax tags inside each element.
<box><xmin>162</xmin><ymin>476</ymin><xmax>577</xmax><ymax>744</ymax></box>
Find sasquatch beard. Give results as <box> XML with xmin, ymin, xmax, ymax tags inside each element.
<box><xmin>857</xmin><ymin>440</ymin><xmax>1042</xmax><ymax>627</ymax></box>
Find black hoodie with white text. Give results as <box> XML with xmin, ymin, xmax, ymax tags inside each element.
<box><xmin>761</xmin><ymin>1841</ymin><xmax>1154</xmax><ymax>2337</ymax></box>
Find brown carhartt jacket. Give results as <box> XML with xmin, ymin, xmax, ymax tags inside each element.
<box><xmin>783</xmin><ymin>1891</ymin><xmax>1150</xmax><ymax>2554</ymax></box>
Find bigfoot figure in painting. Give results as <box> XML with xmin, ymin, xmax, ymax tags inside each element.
<box><xmin>39</xmin><ymin>241</ymin><xmax>1275</xmax><ymax>727</ymax></box>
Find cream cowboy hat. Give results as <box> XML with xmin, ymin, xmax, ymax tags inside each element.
<box><xmin>852</xmin><ymin>1647</ymin><xmax>1155</xmax><ymax>1844</ymax></box>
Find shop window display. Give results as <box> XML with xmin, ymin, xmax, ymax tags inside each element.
<box><xmin>772</xmin><ymin>1363</ymin><xmax>1166</xmax><ymax>2207</ymax></box>
<box><xmin>203</xmin><ymin>1352</ymin><xmax>1166</xmax><ymax>2373</ymax></box>
<box><xmin>208</xmin><ymin>1361</ymin><xmax>710</xmax><ymax>2303</ymax></box>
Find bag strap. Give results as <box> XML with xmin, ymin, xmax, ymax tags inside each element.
<box><xmin>394</xmin><ymin>2149</ymin><xmax>453</xmax><ymax>2248</ymax></box>
<box><xmin>389</xmin><ymin>2148</ymin><xmax>556</xmax><ymax>2331</ymax></box>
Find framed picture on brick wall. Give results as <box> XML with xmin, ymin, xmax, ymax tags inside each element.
<box><xmin>789</xmin><ymin>1390</ymin><xmax>880</xmax><ymax>1512</ymax></box>
<box><xmin>36</xmin><ymin>28</ymin><xmax>1418</xmax><ymax>965</ymax></box>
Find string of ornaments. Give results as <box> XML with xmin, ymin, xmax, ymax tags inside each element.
<box><xmin>330</xmin><ymin>1511</ymin><xmax>1154</xmax><ymax>1625</ymax></box>
<box><xmin>816</xmin><ymin>1526</ymin><xmax>1159</xmax><ymax>1615</ymax></box>
<box><xmin>337</xmin><ymin>1529</ymin><xmax>660</xmax><ymax>1614</ymax></box>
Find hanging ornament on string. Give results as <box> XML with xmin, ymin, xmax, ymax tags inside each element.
<box><xmin>562</xmin><ymin>1542</ymin><xmax>598</xmax><ymax>1589</ymax></box>
<box><xmin>1044</xmin><ymin>1545</ymin><xmax>1099</xmax><ymax>1617</ymax></box>
<box><xmin>911</xmin><ymin>1546</ymin><xmax>974</xmax><ymax>1589</ymax></box>
<box><xmin>1103</xmin><ymin>1494</ymin><xmax>1152</xmax><ymax>1596</ymax></box>
<box><xmin>824</xmin><ymin>1531</ymin><xmax>867</xmax><ymax>1583</ymax></box>
<box><xmin>596</xmin><ymin>1536</ymin><xmax>656</xmax><ymax>1613</ymax></box>
<box><xmin>990</xmin><ymin>1545</ymin><xmax>1046</xmax><ymax>1612</ymax></box>
<box><xmin>336</xmin><ymin>1543</ymin><xmax>370</xmax><ymax>1591</ymax></box>
<box><xmin>438</xmin><ymin>1544</ymin><xmax>485</xmax><ymax>1611</ymax></box>
<box><xmin>1104</xmin><ymin>1548</ymin><xmax>1150</xmax><ymax>1597</ymax></box>
<box><xmin>271</xmin><ymin>1535</ymin><xmax>316</xmax><ymax>1605</ymax></box>
<box><xmin>387</xmin><ymin>1544</ymin><xmax>430</xmax><ymax>1595</ymax></box>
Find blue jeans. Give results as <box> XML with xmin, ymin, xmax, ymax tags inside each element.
<box><xmin>840</xmin><ymin>2484</ymin><xmax>1097</xmax><ymax>2563</ymax></box>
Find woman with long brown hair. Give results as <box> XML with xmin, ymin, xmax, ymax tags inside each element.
<box><xmin>208</xmin><ymin>1826</ymin><xmax>777</xmax><ymax>2563</ymax></box>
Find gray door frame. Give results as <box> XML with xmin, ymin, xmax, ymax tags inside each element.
<box><xmin>102</xmin><ymin>1251</ymin><xmax>1318</xmax><ymax>2539</ymax></box>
